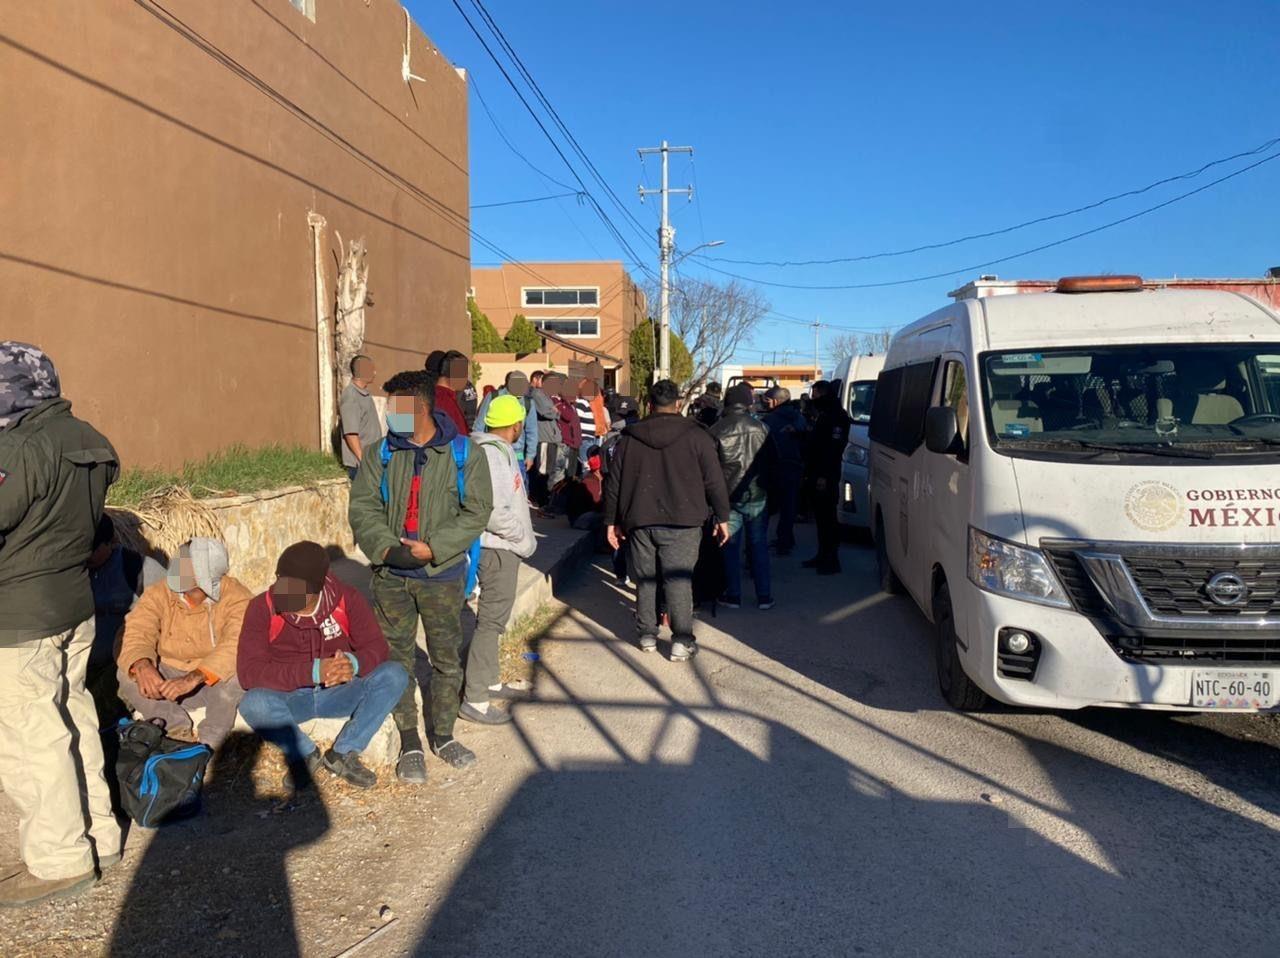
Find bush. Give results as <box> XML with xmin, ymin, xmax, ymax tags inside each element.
<box><xmin>504</xmin><ymin>313</ymin><xmax>543</xmax><ymax>355</ymax></box>
<box><xmin>629</xmin><ymin>319</ymin><xmax>693</xmax><ymax>392</ymax></box>
<box><xmin>469</xmin><ymin>297</ymin><xmax>504</xmax><ymax>353</ymax></box>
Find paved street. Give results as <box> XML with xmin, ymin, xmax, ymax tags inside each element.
<box><xmin>422</xmin><ymin>530</ymin><xmax>1280</xmax><ymax>957</ymax></box>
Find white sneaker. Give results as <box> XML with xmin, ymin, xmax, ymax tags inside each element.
<box><xmin>670</xmin><ymin>641</ymin><xmax>698</xmax><ymax>661</ymax></box>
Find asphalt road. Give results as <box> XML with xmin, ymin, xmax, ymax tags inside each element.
<box><xmin>419</xmin><ymin>530</ymin><xmax>1280</xmax><ymax>958</ymax></box>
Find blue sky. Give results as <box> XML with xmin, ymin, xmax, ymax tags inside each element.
<box><xmin>414</xmin><ymin>0</ymin><xmax>1280</xmax><ymax>368</ymax></box>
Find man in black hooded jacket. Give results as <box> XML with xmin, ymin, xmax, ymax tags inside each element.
<box><xmin>604</xmin><ymin>380</ymin><xmax>730</xmax><ymax>661</ymax></box>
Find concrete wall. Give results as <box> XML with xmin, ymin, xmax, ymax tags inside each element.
<box><xmin>1</xmin><ymin>0</ymin><xmax>470</xmax><ymax>469</ymax></box>
<box><xmin>471</xmin><ymin>262</ymin><xmax>647</xmax><ymax>394</ymax></box>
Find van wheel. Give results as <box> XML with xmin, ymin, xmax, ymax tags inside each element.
<box><xmin>875</xmin><ymin>514</ymin><xmax>904</xmax><ymax>595</ymax></box>
<box><xmin>933</xmin><ymin>584</ymin><xmax>988</xmax><ymax>712</ymax></box>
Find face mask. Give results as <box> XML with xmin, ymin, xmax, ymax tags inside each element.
<box><xmin>386</xmin><ymin>411</ymin><xmax>415</xmax><ymax>435</ymax></box>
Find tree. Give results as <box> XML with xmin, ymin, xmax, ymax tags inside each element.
<box><xmin>630</xmin><ymin>319</ymin><xmax>693</xmax><ymax>393</ymax></box>
<box><xmin>644</xmin><ymin>277</ymin><xmax>770</xmax><ymax>397</ymax></box>
<box><xmin>826</xmin><ymin>328</ymin><xmax>894</xmax><ymax>363</ymax></box>
<box><xmin>469</xmin><ymin>297</ymin><xmax>504</xmax><ymax>353</ymax></box>
<box><xmin>504</xmin><ymin>313</ymin><xmax>543</xmax><ymax>355</ymax></box>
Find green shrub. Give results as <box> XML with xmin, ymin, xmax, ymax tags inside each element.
<box><xmin>504</xmin><ymin>313</ymin><xmax>543</xmax><ymax>355</ymax></box>
<box><xmin>629</xmin><ymin>319</ymin><xmax>693</xmax><ymax>393</ymax></box>
<box><xmin>469</xmin><ymin>297</ymin><xmax>504</xmax><ymax>353</ymax></box>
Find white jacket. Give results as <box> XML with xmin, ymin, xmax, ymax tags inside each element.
<box><xmin>471</xmin><ymin>431</ymin><xmax>536</xmax><ymax>558</ymax></box>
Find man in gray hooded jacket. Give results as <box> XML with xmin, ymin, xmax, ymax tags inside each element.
<box><xmin>461</xmin><ymin>394</ymin><xmax>537</xmax><ymax>725</ymax></box>
<box><xmin>0</xmin><ymin>342</ymin><xmax>122</xmax><ymax>906</ymax></box>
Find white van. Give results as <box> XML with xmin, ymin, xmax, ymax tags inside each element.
<box><xmin>830</xmin><ymin>354</ymin><xmax>886</xmax><ymax>528</ymax></box>
<box><xmin>869</xmin><ymin>275</ymin><xmax>1280</xmax><ymax>712</ymax></box>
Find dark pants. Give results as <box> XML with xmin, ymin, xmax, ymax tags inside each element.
<box><xmin>814</xmin><ymin>478</ymin><xmax>841</xmax><ymax>565</ymax></box>
<box><xmin>347</xmin><ymin>466</ymin><xmax>359</xmax><ymax>481</ymax></box>
<box><xmin>773</xmin><ymin>462</ymin><xmax>804</xmax><ymax>552</ymax></box>
<box><xmin>370</xmin><ymin>573</ymin><xmax>467</xmax><ymax>739</ymax></box>
<box><xmin>238</xmin><ymin>661</ymin><xmax>408</xmax><ymax>763</ymax></box>
<box><xmin>117</xmin><ymin>662</ymin><xmax>244</xmax><ymax>749</ymax></box>
<box><xmin>628</xmin><ymin>525</ymin><xmax>701</xmax><ymax>644</ymax></box>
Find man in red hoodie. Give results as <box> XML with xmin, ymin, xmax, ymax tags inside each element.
<box><xmin>237</xmin><ymin>541</ymin><xmax>408</xmax><ymax>790</ymax></box>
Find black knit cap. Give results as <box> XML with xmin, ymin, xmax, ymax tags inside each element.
<box><xmin>274</xmin><ymin>541</ymin><xmax>330</xmax><ymax>594</ymax></box>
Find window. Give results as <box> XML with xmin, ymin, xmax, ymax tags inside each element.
<box><xmin>939</xmin><ymin>360</ymin><xmax>970</xmax><ymax>458</ymax></box>
<box><xmin>532</xmin><ymin>317</ymin><xmax>600</xmax><ymax>338</ymax></box>
<box><xmin>978</xmin><ymin>344</ymin><xmax>1280</xmax><ymax>461</ymax></box>
<box><xmin>288</xmin><ymin>0</ymin><xmax>316</xmax><ymax>21</ymax></box>
<box><xmin>848</xmin><ymin>379</ymin><xmax>877</xmax><ymax>424</ymax></box>
<box><xmin>869</xmin><ymin>360</ymin><xmax>938</xmax><ymax>454</ymax></box>
<box><xmin>523</xmin><ymin>287</ymin><xmax>599</xmax><ymax>307</ymax></box>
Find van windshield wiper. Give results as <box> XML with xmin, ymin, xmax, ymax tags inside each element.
<box><xmin>1000</xmin><ymin>437</ymin><xmax>1214</xmax><ymax>459</ymax></box>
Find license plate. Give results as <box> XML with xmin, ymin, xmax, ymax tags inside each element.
<box><xmin>1191</xmin><ymin>670</ymin><xmax>1279</xmax><ymax>709</ymax></box>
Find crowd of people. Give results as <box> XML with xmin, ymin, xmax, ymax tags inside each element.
<box><xmin>0</xmin><ymin>334</ymin><xmax>849</xmax><ymax>908</ymax></box>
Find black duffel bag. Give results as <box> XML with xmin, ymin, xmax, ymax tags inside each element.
<box><xmin>116</xmin><ymin>718</ymin><xmax>212</xmax><ymax>827</ymax></box>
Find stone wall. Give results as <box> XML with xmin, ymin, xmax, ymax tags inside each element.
<box><xmin>206</xmin><ymin>478</ymin><xmax>354</xmax><ymax>593</ymax></box>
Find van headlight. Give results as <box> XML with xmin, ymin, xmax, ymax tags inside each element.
<box><xmin>842</xmin><ymin>444</ymin><xmax>868</xmax><ymax>466</ymax></box>
<box><xmin>967</xmin><ymin>528</ymin><xmax>1069</xmax><ymax>608</ymax></box>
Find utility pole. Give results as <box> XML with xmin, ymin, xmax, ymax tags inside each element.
<box><xmin>638</xmin><ymin>140</ymin><xmax>693</xmax><ymax>382</ymax></box>
<box><xmin>813</xmin><ymin>318</ymin><xmax>822</xmax><ymax>380</ymax></box>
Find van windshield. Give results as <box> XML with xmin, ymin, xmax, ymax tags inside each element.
<box><xmin>980</xmin><ymin>345</ymin><xmax>1280</xmax><ymax>460</ymax></box>
<box><xmin>848</xmin><ymin>380</ymin><xmax>876</xmax><ymax>424</ymax></box>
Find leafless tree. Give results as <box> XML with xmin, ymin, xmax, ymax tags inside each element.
<box><xmin>645</xmin><ymin>276</ymin><xmax>771</xmax><ymax>395</ymax></box>
<box><xmin>827</xmin><ymin>328</ymin><xmax>893</xmax><ymax>362</ymax></box>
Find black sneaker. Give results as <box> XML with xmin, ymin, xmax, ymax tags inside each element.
<box><xmin>283</xmin><ymin>750</ymin><xmax>326</xmax><ymax>791</ymax></box>
<box><xmin>431</xmin><ymin>737</ymin><xmax>477</xmax><ymax>769</ymax></box>
<box><xmin>395</xmin><ymin>749</ymin><xmax>428</xmax><ymax>785</ymax></box>
<box><xmin>758</xmin><ymin>597</ymin><xmax>775</xmax><ymax>610</ymax></box>
<box><xmin>717</xmin><ymin>595</ymin><xmax>742</xmax><ymax>609</ymax></box>
<box><xmin>816</xmin><ymin>562</ymin><xmax>842</xmax><ymax>576</ymax></box>
<box><xmin>801</xmin><ymin>557</ymin><xmax>821</xmax><ymax>568</ymax></box>
<box><xmin>459</xmin><ymin>701</ymin><xmax>513</xmax><ymax>726</ymax></box>
<box><xmin>322</xmin><ymin>749</ymin><xmax>377</xmax><ymax>789</ymax></box>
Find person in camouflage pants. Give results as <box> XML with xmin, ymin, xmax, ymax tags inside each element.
<box><xmin>348</xmin><ymin>370</ymin><xmax>493</xmax><ymax>784</ymax></box>
<box><xmin>370</xmin><ymin>574</ymin><xmax>466</xmax><ymax>743</ymax></box>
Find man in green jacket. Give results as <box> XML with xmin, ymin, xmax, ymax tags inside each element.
<box><xmin>349</xmin><ymin>369</ymin><xmax>493</xmax><ymax>783</ymax></box>
<box><xmin>0</xmin><ymin>342</ymin><xmax>122</xmax><ymax>907</ymax></box>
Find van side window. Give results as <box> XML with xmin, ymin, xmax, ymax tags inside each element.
<box><xmin>940</xmin><ymin>361</ymin><xmax>970</xmax><ymax>458</ymax></box>
<box><xmin>869</xmin><ymin>360</ymin><xmax>937</xmax><ymax>454</ymax></box>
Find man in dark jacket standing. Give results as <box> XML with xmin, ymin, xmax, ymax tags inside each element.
<box><xmin>0</xmin><ymin>342</ymin><xmax>122</xmax><ymax>906</ymax></box>
<box><xmin>805</xmin><ymin>380</ymin><xmax>852</xmax><ymax>575</ymax></box>
<box><xmin>604</xmin><ymin>380</ymin><xmax>730</xmax><ymax>661</ymax></box>
<box><xmin>349</xmin><ymin>371</ymin><xmax>493</xmax><ymax>782</ymax></box>
<box><xmin>238</xmin><ymin>541</ymin><xmax>408</xmax><ymax>790</ymax></box>
<box><xmin>763</xmin><ymin>386</ymin><xmax>809</xmax><ymax>556</ymax></box>
<box><xmin>710</xmin><ymin>384</ymin><xmax>777</xmax><ymax>609</ymax></box>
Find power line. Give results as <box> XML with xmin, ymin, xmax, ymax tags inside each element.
<box><xmin>698</xmin><ymin>132</ymin><xmax>1280</xmax><ymax>268</ymax></box>
<box><xmin>130</xmin><ymin>0</ymin><xmax>583</xmax><ymax>295</ymax></box>
<box><xmin>468</xmin><ymin>75</ymin><xmax>576</xmax><ymax>192</ymax></box>
<box><xmin>464</xmin><ymin>0</ymin><xmax>655</xmax><ymax>249</ymax></box>
<box><xmin>694</xmin><ymin>148</ymin><xmax>1280</xmax><ymax>291</ymax></box>
<box><xmin>448</xmin><ymin>0</ymin><xmax>654</xmax><ymax>275</ymax></box>
<box><xmin>472</xmin><ymin>192</ymin><xmax>583</xmax><ymax>209</ymax></box>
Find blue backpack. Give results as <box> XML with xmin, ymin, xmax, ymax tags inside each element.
<box><xmin>379</xmin><ymin>435</ymin><xmax>482</xmax><ymax>596</ymax></box>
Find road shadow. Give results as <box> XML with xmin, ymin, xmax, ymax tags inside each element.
<box><xmin>107</xmin><ymin>733</ymin><xmax>329</xmax><ymax>957</ymax></box>
<box><xmin>415</xmin><ymin>652</ymin><xmax>1280</xmax><ymax>957</ymax></box>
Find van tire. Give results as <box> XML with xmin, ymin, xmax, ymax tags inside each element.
<box><xmin>933</xmin><ymin>584</ymin><xmax>988</xmax><ymax>712</ymax></box>
<box><xmin>875</xmin><ymin>514</ymin><xmax>904</xmax><ymax>595</ymax></box>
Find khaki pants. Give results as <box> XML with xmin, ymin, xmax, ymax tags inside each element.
<box><xmin>0</xmin><ymin>618</ymin><xmax>122</xmax><ymax>879</ymax></box>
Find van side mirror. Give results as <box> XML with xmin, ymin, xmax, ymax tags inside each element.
<box><xmin>925</xmin><ymin>406</ymin><xmax>962</xmax><ymax>455</ymax></box>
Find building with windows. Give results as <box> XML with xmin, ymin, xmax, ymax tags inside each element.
<box><xmin>470</xmin><ymin>262</ymin><xmax>648</xmax><ymax>394</ymax></box>
<box><xmin>2</xmin><ymin>1</ymin><xmax>469</xmax><ymax>468</ymax></box>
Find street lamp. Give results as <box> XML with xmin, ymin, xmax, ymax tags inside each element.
<box><xmin>672</xmin><ymin>239</ymin><xmax>725</xmax><ymax>269</ymax></box>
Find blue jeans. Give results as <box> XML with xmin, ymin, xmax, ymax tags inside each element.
<box><xmin>723</xmin><ymin>504</ymin><xmax>772</xmax><ymax>602</ymax></box>
<box><xmin>238</xmin><ymin>661</ymin><xmax>408</xmax><ymax>763</ymax></box>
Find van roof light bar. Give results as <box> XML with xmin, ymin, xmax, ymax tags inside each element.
<box><xmin>1056</xmin><ymin>275</ymin><xmax>1144</xmax><ymax>293</ymax></box>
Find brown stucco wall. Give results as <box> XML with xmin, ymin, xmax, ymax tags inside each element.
<box><xmin>471</xmin><ymin>262</ymin><xmax>647</xmax><ymax>394</ymax></box>
<box><xmin>0</xmin><ymin>0</ymin><xmax>469</xmax><ymax>469</ymax></box>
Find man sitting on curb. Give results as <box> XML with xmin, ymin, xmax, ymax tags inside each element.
<box><xmin>462</xmin><ymin>395</ymin><xmax>537</xmax><ymax>726</ymax></box>
<box><xmin>349</xmin><ymin>370</ymin><xmax>493</xmax><ymax>782</ymax></box>
<box><xmin>116</xmin><ymin>538</ymin><xmax>251</xmax><ymax>748</ymax></box>
<box><xmin>237</xmin><ymin>541</ymin><xmax>408</xmax><ymax>790</ymax></box>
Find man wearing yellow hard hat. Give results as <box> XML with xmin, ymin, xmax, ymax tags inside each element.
<box><xmin>460</xmin><ymin>394</ymin><xmax>537</xmax><ymax>724</ymax></box>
